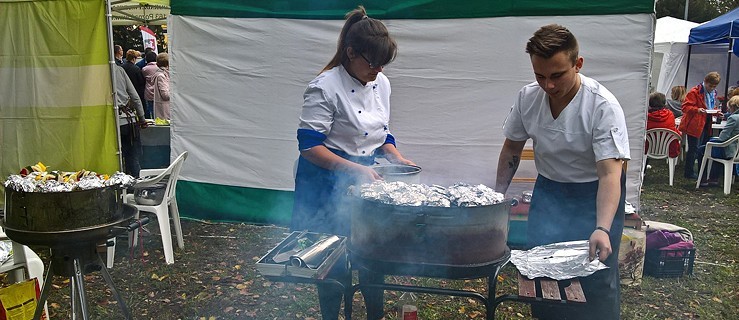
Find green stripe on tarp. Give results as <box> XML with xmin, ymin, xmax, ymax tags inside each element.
<box><xmin>176</xmin><ymin>180</ymin><xmax>294</xmax><ymax>225</ymax></box>
<box><xmin>171</xmin><ymin>0</ymin><xmax>654</xmax><ymax>19</ymax></box>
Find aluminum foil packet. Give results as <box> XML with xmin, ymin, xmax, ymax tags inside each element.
<box><xmin>4</xmin><ymin>171</ymin><xmax>135</xmax><ymax>193</ymax></box>
<box><xmin>358</xmin><ymin>181</ymin><xmax>504</xmax><ymax>207</ymax></box>
<box><xmin>510</xmin><ymin>240</ymin><xmax>609</xmax><ymax>280</ymax></box>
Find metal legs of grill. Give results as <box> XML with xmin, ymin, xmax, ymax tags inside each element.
<box><xmin>33</xmin><ymin>248</ymin><xmax>132</xmax><ymax>320</ymax></box>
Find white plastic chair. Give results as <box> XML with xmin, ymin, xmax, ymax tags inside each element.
<box><xmin>695</xmin><ymin>134</ymin><xmax>739</xmax><ymax>194</ymax></box>
<box><xmin>0</xmin><ymin>228</ymin><xmax>49</xmax><ymax>316</ymax></box>
<box><xmin>125</xmin><ymin>151</ymin><xmax>188</xmax><ymax>264</ymax></box>
<box><xmin>644</xmin><ymin>128</ymin><xmax>682</xmax><ymax>186</ymax></box>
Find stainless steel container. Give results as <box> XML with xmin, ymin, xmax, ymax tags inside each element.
<box><xmin>371</xmin><ymin>164</ymin><xmax>422</xmax><ymax>184</ymax></box>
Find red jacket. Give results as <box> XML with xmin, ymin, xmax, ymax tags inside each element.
<box><xmin>646</xmin><ymin>109</ymin><xmax>681</xmax><ymax>158</ymax></box>
<box><xmin>678</xmin><ymin>84</ymin><xmax>710</xmax><ymax>138</ymax></box>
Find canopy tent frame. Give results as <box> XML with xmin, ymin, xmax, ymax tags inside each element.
<box><xmin>684</xmin><ymin>7</ymin><xmax>739</xmax><ymax>98</ymax></box>
<box><xmin>106</xmin><ymin>0</ymin><xmax>125</xmax><ymax>173</ymax></box>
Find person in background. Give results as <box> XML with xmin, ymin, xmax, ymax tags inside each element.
<box><xmin>121</xmin><ymin>49</ymin><xmax>147</xmax><ymax>118</ymax></box>
<box><xmin>496</xmin><ymin>24</ymin><xmax>628</xmax><ymax>320</ymax></box>
<box><xmin>142</xmin><ymin>51</ymin><xmax>159</xmax><ymax>119</ymax></box>
<box><xmin>646</xmin><ymin>92</ymin><xmax>681</xmax><ymax>158</ymax></box>
<box><xmin>679</xmin><ymin>72</ymin><xmax>722</xmax><ymax>179</ymax></box>
<box><xmin>153</xmin><ymin>53</ymin><xmax>171</xmax><ymax>120</ymax></box>
<box><xmin>114</xmin><ymin>45</ymin><xmax>124</xmax><ymax>66</ymax></box>
<box><xmin>113</xmin><ymin>65</ymin><xmax>147</xmax><ymax>177</ymax></box>
<box><xmin>666</xmin><ymin>85</ymin><xmax>686</xmax><ymax>117</ymax></box>
<box><xmin>136</xmin><ymin>47</ymin><xmax>154</xmax><ymax>69</ymax></box>
<box><xmin>697</xmin><ymin>95</ymin><xmax>739</xmax><ymax>187</ymax></box>
<box><xmin>292</xmin><ymin>6</ymin><xmax>414</xmax><ymax>320</ymax></box>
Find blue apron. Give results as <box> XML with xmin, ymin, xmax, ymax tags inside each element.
<box><xmin>291</xmin><ymin>148</ymin><xmax>375</xmax><ymax>236</ymax></box>
<box><xmin>528</xmin><ymin>172</ymin><xmax>625</xmax><ymax>320</ymax></box>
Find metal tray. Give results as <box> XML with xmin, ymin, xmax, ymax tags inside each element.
<box><xmin>256</xmin><ymin>231</ymin><xmax>346</xmax><ymax>279</ymax></box>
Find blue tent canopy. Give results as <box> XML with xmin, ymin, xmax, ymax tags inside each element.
<box><xmin>688</xmin><ymin>7</ymin><xmax>739</xmax><ymax>55</ymax></box>
<box><xmin>684</xmin><ymin>8</ymin><xmax>739</xmax><ymax>91</ymax></box>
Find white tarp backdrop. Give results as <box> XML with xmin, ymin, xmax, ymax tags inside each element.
<box><xmin>168</xmin><ymin>14</ymin><xmax>653</xmax><ymax>214</ymax></box>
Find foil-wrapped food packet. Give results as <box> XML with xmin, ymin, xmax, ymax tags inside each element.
<box><xmin>510</xmin><ymin>240</ymin><xmax>609</xmax><ymax>280</ymax></box>
<box><xmin>358</xmin><ymin>181</ymin><xmax>504</xmax><ymax>207</ymax></box>
<box><xmin>4</xmin><ymin>170</ymin><xmax>135</xmax><ymax>193</ymax></box>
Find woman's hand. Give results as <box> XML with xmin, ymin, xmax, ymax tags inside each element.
<box><xmin>392</xmin><ymin>157</ymin><xmax>416</xmax><ymax>166</ymax></box>
<box><xmin>354</xmin><ymin>164</ymin><xmax>382</xmax><ymax>183</ymax></box>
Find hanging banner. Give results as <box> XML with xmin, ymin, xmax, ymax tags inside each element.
<box><xmin>140</xmin><ymin>26</ymin><xmax>158</xmax><ymax>54</ymax></box>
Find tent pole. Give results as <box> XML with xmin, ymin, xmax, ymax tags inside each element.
<box><xmin>106</xmin><ymin>0</ymin><xmax>124</xmax><ymax>172</ymax></box>
<box><xmin>684</xmin><ymin>45</ymin><xmax>692</xmax><ymax>88</ymax></box>
<box><xmin>724</xmin><ymin>38</ymin><xmax>734</xmax><ymax>109</ymax></box>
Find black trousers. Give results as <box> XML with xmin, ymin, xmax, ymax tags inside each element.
<box><xmin>317</xmin><ymin>256</ymin><xmax>384</xmax><ymax>320</ymax></box>
<box><xmin>527</xmin><ymin>172</ymin><xmax>626</xmax><ymax>320</ymax></box>
<box><xmin>120</xmin><ymin>123</ymin><xmax>142</xmax><ymax>178</ymax></box>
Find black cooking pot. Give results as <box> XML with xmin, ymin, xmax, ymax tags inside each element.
<box><xmin>3</xmin><ymin>186</ymin><xmax>124</xmax><ymax>232</ymax></box>
<box><xmin>351</xmin><ymin>198</ymin><xmax>512</xmax><ymax>265</ymax></box>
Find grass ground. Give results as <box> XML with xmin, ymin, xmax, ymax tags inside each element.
<box><xmin>4</xmin><ymin>159</ymin><xmax>738</xmax><ymax>319</ymax></box>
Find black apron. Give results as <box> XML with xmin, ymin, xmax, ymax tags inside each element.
<box><xmin>527</xmin><ymin>171</ymin><xmax>625</xmax><ymax>320</ymax></box>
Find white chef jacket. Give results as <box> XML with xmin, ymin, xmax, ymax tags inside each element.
<box><xmin>298</xmin><ymin>65</ymin><xmax>391</xmax><ymax>157</ymax></box>
<box><xmin>503</xmin><ymin>74</ymin><xmax>630</xmax><ymax>183</ymax></box>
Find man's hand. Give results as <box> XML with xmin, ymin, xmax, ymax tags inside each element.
<box><xmin>137</xmin><ymin>120</ymin><xmax>149</xmax><ymax>129</ymax></box>
<box><xmin>588</xmin><ymin>228</ymin><xmax>612</xmax><ymax>262</ymax></box>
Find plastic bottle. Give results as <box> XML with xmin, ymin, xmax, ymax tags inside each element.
<box><xmin>397</xmin><ymin>292</ymin><xmax>418</xmax><ymax>320</ymax></box>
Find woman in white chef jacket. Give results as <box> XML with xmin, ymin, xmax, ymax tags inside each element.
<box><xmin>292</xmin><ymin>6</ymin><xmax>414</xmax><ymax>320</ymax></box>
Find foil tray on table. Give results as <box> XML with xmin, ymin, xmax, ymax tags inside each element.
<box><xmin>256</xmin><ymin>231</ymin><xmax>346</xmax><ymax>279</ymax></box>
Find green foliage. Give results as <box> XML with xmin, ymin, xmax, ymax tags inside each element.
<box><xmin>656</xmin><ymin>0</ymin><xmax>727</xmax><ymax>23</ymax></box>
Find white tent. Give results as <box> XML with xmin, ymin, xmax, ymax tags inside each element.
<box><xmin>166</xmin><ymin>0</ymin><xmax>655</xmax><ymax>224</ymax></box>
<box><xmin>652</xmin><ymin>17</ymin><xmax>699</xmax><ymax>94</ymax></box>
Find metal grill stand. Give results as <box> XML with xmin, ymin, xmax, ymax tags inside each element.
<box><xmin>347</xmin><ymin>248</ymin><xmax>511</xmax><ymax>320</ymax></box>
<box><xmin>32</xmin><ymin>244</ymin><xmax>133</xmax><ymax>320</ymax></box>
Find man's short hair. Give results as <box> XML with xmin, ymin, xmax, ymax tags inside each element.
<box><xmin>648</xmin><ymin>92</ymin><xmax>666</xmax><ymax>111</ymax></box>
<box><xmin>705</xmin><ymin>72</ymin><xmax>721</xmax><ymax>86</ymax></box>
<box><xmin>114</xmin><ymin>45</ymin><xmax>123</xmax><ymax>55</ymax></box>
<box><xmin>526</xmin><ymin>24</ymin><xmax>579</xmax><ymax>65</ymax></box>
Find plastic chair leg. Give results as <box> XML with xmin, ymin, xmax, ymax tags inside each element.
<box><xmin>170</xmin><ymin>200</ymin><xmax>184</xmax><ymax>250</ymax></box>
<box><xmin>696</xmin><ymin>158</ymin><xmax>708</xmax><ymax>189</ymax></box>
<box><xmin>155</xmin><ymin>205</ymin><xmax>175</xmax><ymax>264</ymax></box>
<box><xmin>723</xmin><ymin>163</ymin><xmax>733</xmax><ymax>195</ymax></box>
<box><xmin>107</xmin><ymin>237</ymin><xmax>115</xmax><ymax>268</ymax></box>
<box><xmin>707</xmin><ymin>160</ymin><xmax>714</xmax><ymax>179</ymax></box>
<box><xmin>668</xmin><ymin>157</ymin><xmax>676</xmax><ymax>186</ymax></box>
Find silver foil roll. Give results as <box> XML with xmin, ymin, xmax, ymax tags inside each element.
<box><xmin>289</xmin><ymin>235</ymin><xmax>342</xmax><ymax>269</ymax></box>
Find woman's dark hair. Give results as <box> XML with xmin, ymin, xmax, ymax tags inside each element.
<box><xmin>322</xmin><ymin>6</ymin><xmax>397</xmax><ymax>72</ymax></box>
<box><xmin>526</xmin><ymin>24</ymin><xmax>579</xmax><ymax>65</ymax></box>
<box><xmin>145</xmin><ymin>51</ymin><xmax>158</xmax><ymax>63</ymax></box>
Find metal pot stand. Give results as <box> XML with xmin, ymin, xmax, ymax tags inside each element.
<box><xmin>347</xmin><ymin>248</ymin><xmax>511</xmax><ymax>320</ymax></box>
<box><xmin>2</xmin><ymin>204</ymin><xmax>150</xmax><ymax>320</ymax></box>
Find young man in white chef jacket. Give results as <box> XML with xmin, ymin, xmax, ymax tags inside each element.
<box><xmin>495</xmin><ymin>24</ymin><xmax>629</xmax><ymax>320</ymax></box>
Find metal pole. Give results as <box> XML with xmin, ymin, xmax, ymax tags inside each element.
<box><xmin>684</xmin><ymin>0</ymin><xmax>689</xmax><ymax>20</ymax></box>
<box><xmin>106</xmin><ymin>0</ymin><xmax>125</xmax><ymax>172</ymax></box>
<box><xmin>724</xmin><ymin>38</ymin><xmax>734</xmax><ymax>110</ymax></box>
<box><xmin>685</xmin><ymin>45</ymin><xmax>692</xmax><ymax>87</ymax></box>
